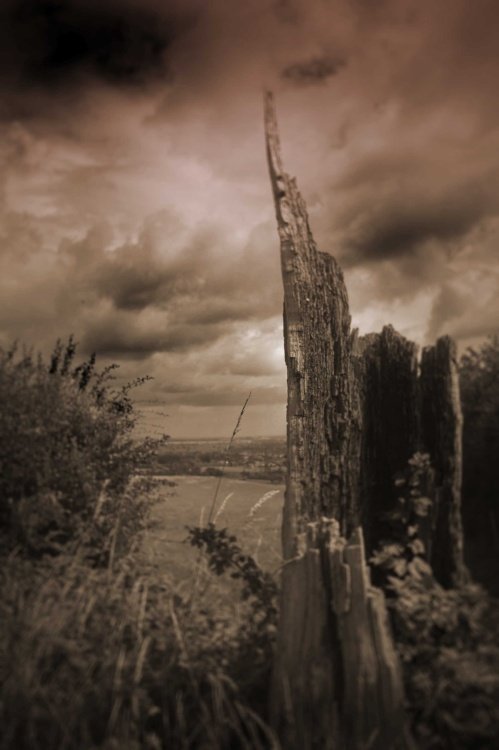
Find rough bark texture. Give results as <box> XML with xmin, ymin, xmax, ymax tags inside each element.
<box><xmin>265</xmin><ymin>91</ymin><xmax>362</xmax><ymax>561</ymax></box>
<box><xmin>357</xmin><ymin>327</ymin><xmax>420</xmax><ymax>553</ymax></box>
<box><xmin>264</xmin><ymin>89</ymin><xmax>465</xmax><ymax>581</ymax></box>
<box><xmin>272</xmin><ymin>522</ymin><xmax>415</xmax><ymax>750</ymax></box>
<box><xmin>421</xmin><ymin>337</ymin><xmax>465</xmax><ymax>586</ymax></box>
<box><xmin>264</xmin><ymin>92</ymin><xmax>466</xmax><ymax>748</ymax></box>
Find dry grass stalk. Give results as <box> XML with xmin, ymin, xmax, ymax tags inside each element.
<box><xmin>207</xmin><ymin>392</ymin><xmax>251</xmax><ymax>524</ymax></box>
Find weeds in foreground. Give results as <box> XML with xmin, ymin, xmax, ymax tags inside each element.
<box><xmin>0</xmin><ymin>343</ymin><xmax>278</xmax><ymax>749</ymax></box>
<box><xmin>0</xmin><ymin>548</ymin><xmax>278</xmax><ymax>750</ymax></box>
<box><xmin>181</xmin><ymin>397</ymin><xmax>280</xmax><ymax>739</ymax></box>
<box><xmin>187</xmin><ymin>524</ymin><xmax>278</xmax><ymax>635</ymax></box>
<box><xmin>0</xmin><ymin>338</ymin><xmax>165</xmax><ymax>561</ymax></box>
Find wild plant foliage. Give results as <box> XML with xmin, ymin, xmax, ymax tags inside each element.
<box><xmin>370</xmin><ymin>452</ymin><xmax>434</xmax><ymax>586</ymax></box>
<box><xmin>371</xmin><ymin>454</ymin><xmax>499</xmax><ymax>749</ymax></box>
<box><xmin>0</xmin><ymin>351</ymin><xmax>278</xmax><ymax>750</ymax></box>
<box><xmin>0</xmin><ymin>338</ymin><xmax>161</xmax><ymax>560</ymax></box>
<box><xmin>187</xmin><ymin>523</ymin><xmax>278</xmax><ymax>635</ymax></box>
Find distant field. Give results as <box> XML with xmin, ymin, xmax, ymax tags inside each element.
<box><xmin>150</xmin><ymin>436</ymin><xmax>286</xmax><ymax>482</ymax></box>
<box><xmin>140</xmin><ymin>475</ymin><xmax>285</xmax><ymax>583</ymax></box>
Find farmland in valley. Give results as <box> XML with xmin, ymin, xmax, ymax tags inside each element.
<box><xmin>142</xmin><ymin>475</ymin><xmax>285</xmax><ymax>581</ymax></box>
<box><xmin>151</xmin><ymin>436</ymin><xmax>286</xmax><ymax>483</ymax></box>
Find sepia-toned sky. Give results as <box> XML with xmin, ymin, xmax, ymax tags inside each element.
<box><xmin>1</xmin><ymin>0</ymin><xmax>498</xmax><ymax>438</ymax></box>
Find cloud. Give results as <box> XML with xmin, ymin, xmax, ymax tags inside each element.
<box><xmin>112</xmin><ymin>318</ymin><xmax>286</xmax><ymax>410</ymax></box>
<box><xmin>0</xmin><ymin>203</ymin><xmax>283</xmax><ymax>364</ymax></box>
<box><xmin>0</xmin><ymin>200</ymin><xmax>287</xmax><ymax>420</ymax></box>
<box><xmin>73</xmin><ymin>214</ymin><xmax>281</xmax><ymax>327</ymax></box>
<box><xmin>0</xmin><ymin>0</ymin><xmax>191</xmax><ymax>96</ymax></box>
<box><xmin>423</xmin><ymin>217</ymin><xmax>499</xmax><ymax>343</ymax></box>
<box><xmin>281</xmin><ymin>55</ymin><xmax>346</xmax><ymax>86</ymax></box>
<box><xmin>82</xmin><ymin>313</ymin><xmax>226</xmax><ymax>358</ymax></box>
<box><xmin>337</xmin><ymin>173</ymin><xmax>499</xmax><ymax>265</ymax></box>
<box><xmin>1</xmin><ymin>0</ymin><xmax>499</xmax><ymax>431</ymax></box>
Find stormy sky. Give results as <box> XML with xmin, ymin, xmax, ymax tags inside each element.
<box><xmin>1</xmin><ymin>0</ymin><xmax>498</xmax><ymax>438</ymax></box>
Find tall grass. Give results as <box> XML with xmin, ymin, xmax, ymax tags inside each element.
<box><xmin>0</xmin><ymin>343</ymin><xmax>278</xmax><ymax>749</ymax></box>
<box><xmin>0</xmin><ymin>547</ymin><xmax>279</xmax><ymax>750</ymax></box>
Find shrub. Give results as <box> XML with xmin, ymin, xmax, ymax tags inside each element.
<box><xmin>0</xmin><ymin>339</ymin><xmax>162</xmax><ymax>560</ymax></box>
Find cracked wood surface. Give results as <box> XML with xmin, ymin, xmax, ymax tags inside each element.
<box><xmin>265</xmin><ymin>91</ymin><xmax>466</xmax><ymax>749</ymax></box>
<box><xmin>264</xmin><ymin>90</ymin><xmax>465</xmax><ymax>583</ymax></box>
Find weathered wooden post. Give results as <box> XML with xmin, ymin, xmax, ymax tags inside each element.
<box><xmin>420</xmin><ymin>337</ymin><xmax>464</xmax><ymax>586</ymax></box>
<box><xmin>264</xmin><ymin>92</ymin><xmax>465</xmax><ymax>749</ymax></box>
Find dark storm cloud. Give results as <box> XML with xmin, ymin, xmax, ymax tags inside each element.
<box><xmin>6</xmin><ymin>210</ymin><xmax>281</xmax><ymax>361</ymax></box>
<box><xmin>81</xmin><ymin>216</ymin><xmax>280</xmax><ymax>322</ymax></box>
<box><xmin>92</xmin><ymin>233</ymin><xmax>206</xmax><ymax>312</ymax></box>
<box><xmin>0</xmin><ymin>0</ymin><xmax>193</xmax><ymax>117</ymax></box>
<box><xmin>2</xmin><ymin>0</ymin><xmax>499</xmax><ymax>420</ymax></box>
<box><xmin>181</xmin><ymin>301</ymin><xmax>258</xmax><ymax>326</ymax></box>
<box><xmin>82</xmin><ymin>317</ymin><xmax>225</xmax><ymax>359</ymax></box>
<box><xmin>281</xmin><ymin>55</ymin><xmax>346</xmax><ymax>86</ymax></box>
<box><xmin>339</xmin><ymin>173</ymin><xmax>499</xmax><ymax>265</ymax></box>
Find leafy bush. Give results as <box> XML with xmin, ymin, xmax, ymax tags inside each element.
<box><xmin>371</xmin><ymin>454</ymin><xmax>499</xmax><ymax>749</ymax></box>
<box><xmin>0</xmin><ymin>338</ymin><xmax>162</xmax><ymax>560</ymax></box>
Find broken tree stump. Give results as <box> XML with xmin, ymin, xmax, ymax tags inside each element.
<box><xmin>273</xmin><ymin>522</ymin><xmax>414</xmax><ymax>750</ymax></box>
<box><xmin>265</xmin><ymin>90</ymin><xmax>362</xmax><ymax>562</ymax></box>
<box><xmin>264</xmin><ymin>91</ymin><xmax>466</xmax><ymax>748</ymax></box>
